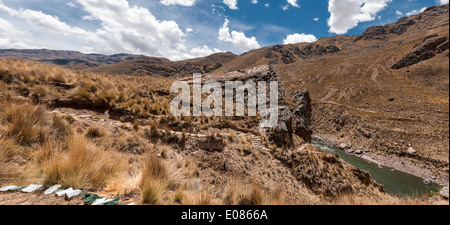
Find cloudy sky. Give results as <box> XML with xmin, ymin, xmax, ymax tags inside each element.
<box><xmin>0</xmin><ymin>0</ymin><xmax>448</xmax><ymax>60</ymax></box>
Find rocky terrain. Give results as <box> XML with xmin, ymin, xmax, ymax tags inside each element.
<box><xmin>211</xmin><ymin>4</ymin><xmax>450</xmax><ymax>186</ymax></box>
<box><xmin>2</xmin><ymin>58</ymin><xmax>413</xmax><ymax>205</ymax></box>
<box><xmin>0</xmin><ymin>4</ymin><xmax>449</xmax><ymax>205</ymax></box>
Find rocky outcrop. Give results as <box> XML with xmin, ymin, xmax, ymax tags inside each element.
<box><xmin>355</xmin><ymin>18</ymin><xmax>416</xmax><ymax>42</ymax></box>
<box><xmin>392</xmin><ymin>36</ymin><xmax>449</xmax><ymax>69</ymax></box>
<box><xmin>265</xmin><ymin>45</ymin><xmax>296</xmax><ymax>64</ymax></box>
<box><xmin>264</xmin><ymin>44</ymin><xmax>340</xmax><ymax>65</ymax></box>
<box><xmin>294</xmin><ymin>44</ymin><xmax>340</xmax><ymax>59</ymax></box>
<box><xmin>265</xmin><ymin>79</ymin><xmax>313</xmax><ymax>148</ymax></box>
<box><xmin>355</xmin><ymin>5</ymin><xmax>449</xmax><ymax>42</ymax></box>
<box><xmin>195</xmin><ymin>66</ymin><xmax>313</xmax><ymax>149</ymax></box>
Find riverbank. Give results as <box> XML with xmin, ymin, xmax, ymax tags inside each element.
<box><xmin>312</xmin><ymin>134</ymin><xmax>449</xmax><ymax>187</ymax></box>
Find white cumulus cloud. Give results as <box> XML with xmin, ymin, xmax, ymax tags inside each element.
<box><xmin>437</xmin><ymin>0</ymin><xmax>449</xmax><ymax>5</ymax></box>
<box><xmin>0</xmin><ymin>18</ymin><xmax>36</xmax><ymax>49</ymax></box>
<box><xmin>327</xmin><ymin>0</ymin><xmax>392</xmax><ymax>35</ymax></box>
<box><xmin>160</xmin><ymin>0</ymin><xmax>196</xmax><ymax>7</ymax></box>
<box><xmin>287</xmin><ymin>0</ymin><xmax>299</xmax><ymax>7</ymax></box>
<box><xmin>218</xmin><ymin>19</ymin><xmax>260</xmax><ymax>51</ymax></box>
<box><xmin>406</xmin><ymin>7</ymin><xmax>427</xmax><ymax>16</ymax></box>
<box><xmin>223</xmin><ymin>0</ymin><xmax>238</xmax><ymax>10</ymax></box>
<box><xmin>283</xmin><ymin>33</ymin><xmax>317</xmax><ymax>44</ymax></box>
<box><xmin>190</xmin><ymin>45</ymin><xmax>223</xmax><ymax>57</ymax></box>
<box><xmin>0</xmin><ymin>0</ymin><xmax>202</xmax><ymax>60</ymax></box>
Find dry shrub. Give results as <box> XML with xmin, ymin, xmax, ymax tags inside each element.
<box><xmin>44</xmin><ymin>135</ymin><xmax>123</xmax><ymax>189</ymax></box>
<box><xmin>181</xmin><ymin>189</ymin><xmax>215</xmax><ymax>205</ymax></box>
<box><xmin>237</xmin><ymin>184</ymin><xmax>265</xmax><ymax>205</ymax></box>
<box><xmin>49</xmin><ymin>73</ymin><xmax>67</xmax><ymax>83</ymax></box>
<box><xmin>34</xmin><ymin>85</ymin><xmax>48</xmax><ymax>98</ymax></box>
<box><xmin>70</xmin><ymin>87</ymin><xmax>93</xmax><ymax>102</ymax></box>
<box><xmin>0</xmin><ymin>134</ymin><xmax>23</xmax><ymax>182</ymax></box>
<box><xmin>86</xmin><ymin>125</ymin><xmax>106</xmax><ymax>139</ymax></box>
<box><xmin>140</xmin><ymin>153</ymin><xmax>169</xmax><ymax>204</ymax></box>
<box><xmin>192</xmin><ymin>188</ymin><xmax>215</xmax><ymax>205</ymax></box>
<box><xmin>97</xmin><ymin>89</ymin><xmax>118</xmax><ymax>104</ymax></box>
<box><xmin>52</xmin><ymin>115</ymin><xmax>74</xmax><ymax>138</ymax></box>
<box><xmin>0</xmin><ymin>132</ymin><xmax>22</xmax><ymax>161</ymax></box>
<box><xmin>0</xmin><ymin>101</ymin><xmax>50</xmax><ymax>145</ymax></box>
<box><xmin>115</xmin><ymin>132</ymin><xmax>148</xmax><ymax>155</ymax></box>
<box><xmin>160</xmin><ymin>145</ymin><xmax>171</xmax><ymax>159</ymax></box>
<box><xmin>223</xmin><ymin>181</ymin><xmax>281</xmax><ymax>205</ymax></box>
<box><xmin>35</xmin><ymin>138</ymin><xmax>56</xmax><ymax>163</ymax></box>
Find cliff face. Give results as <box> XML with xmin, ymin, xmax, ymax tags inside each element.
<box><xmin>191</xmin><ymin>65</ymin><xmax>313</xmax><ymax>149</ymax></box>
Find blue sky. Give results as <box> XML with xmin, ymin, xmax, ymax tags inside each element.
<box><xmin>0</xmin><ymin>0</ymin><xmax>447</xmax><ymax>60</ymax></box>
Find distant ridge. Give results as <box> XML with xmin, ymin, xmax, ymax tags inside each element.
<box><xmin>0</xmin><ymin>49</ymin><xmax>145</xmax><ymax>70</ymax></box>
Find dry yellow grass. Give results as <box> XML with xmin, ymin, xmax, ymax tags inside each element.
<box><xmin>330</xmin><ymin>193</ymin><xmax>448</xmax><ymax>205</ymax></box>
<box><xmin>0</xmin><ymin>133</ymin><xmax>23</xmax><ymax>184</ymax></box>
<box><xmin>140</xmin><ymin>153</ymin><xmax>169</xmax><ymax>204</ymax></box>
<box><xmin>0</xmin><ymin>100</ymin><xmax>50</xmax><ymax>145</ymax></box>
<box><xmin>0</xmin><ymin>58</ymin><xmax>174</xmax><ymax>118</ymax></box>
<box><xmin>44</xmin><ymin>135</ymin><xmax>124</xmax><ymax>190</ymax></box>
<box><xmin>85</xmin><ymin>125</ymin><xmax>106</xmax><ymax>139</ymax></box>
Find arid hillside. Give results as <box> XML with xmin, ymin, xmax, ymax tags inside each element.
<box><xmin>88</xmin><ymin>51</ymin><xmax>237</xmax><ymax>77</ymax></box>
<box><xmin>0</xmin><ymin>49</ymin><xmax>145</xmax><ymax>70</ymax></box>
<box><xmin>0</xmin><ymin>4</ymin><xmax>448</xmax><ymax>206</ymax></box>
<box><xmin>3</xmin><ymin>57</ymin><xmax>448</xmax><ymax>205</ymax></box>
<box><xmin>78</xmin><ymin>4</ymin><xmax>450</xmax><ymax>185</ymax></box>
<box><xmin>212</xmin><ymin>4</ymin><xmax>449</xmax><ymax>186</ymax></box>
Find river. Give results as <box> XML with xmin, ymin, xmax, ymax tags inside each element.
<box><xmin>312</xmin><ymin>140</ymin><xmax>441</xmax><ymax>197</ymax></box>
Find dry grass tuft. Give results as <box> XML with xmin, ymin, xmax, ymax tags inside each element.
<box><xmin>0</xmin><ymin>101</ymin><xmax>50</xmax><ymax>145</ymax></box>
<box><xmin>140</xmin><ymin>153</ymin><xmax>169</xmax><ymax>204</ymax></box>
<box><xmin>85</xmin><ymin>125</ymin><xmax>106</xmax><ymax>139</ymax></box>
<box><xmin>44</xmin><ymin>135</ymin><xmax>123</xmax><ymax>189</ymax></box>
<box><xmin>52</xmin><ymin>114</ymin><xmax>74</xmax><ymax>138</ymax></box>
<box><xmin>0</xmin><ymin>133</ymin><xmax>23</xmax><ymax>183</ymax></box>
<box><xmin>237</xmin><ymin>184</ymin><xmax>265</xmax><ymax>205</ymax></box>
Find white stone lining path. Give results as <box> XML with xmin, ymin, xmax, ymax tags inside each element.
<box><xmin>0</xmin><ymin>184</ymin><xmax>134</xmax><ymax>205</ymax></box>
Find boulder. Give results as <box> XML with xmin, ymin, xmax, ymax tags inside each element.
<box><xmin>339</xmin><ymin>142</ymin><xmax>352</xmax><ymax>150</ymax></box>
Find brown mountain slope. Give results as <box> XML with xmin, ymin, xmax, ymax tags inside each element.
<box><xmin>263</xmin><ymin>4</ymin><xmax>449</xmax><ymax>185</ymax></box>
<box><xmin>1</xmin><ymin>3</ymin><xmax>447</xmax><ymax>186</ymax></box>
<box><xmin>83</xmin><ymin>5</ymin><xmax>448</xmax><ymax>185</ymax></box>
<box><xmin>88</xmin><ymin>51</ymin><xmax>237</xmax><ymax>77</ymax></box>
<box><xmin>0</xmin><ymin>49</ymin><xmax>145</xmax><ymax>70</ymax></box>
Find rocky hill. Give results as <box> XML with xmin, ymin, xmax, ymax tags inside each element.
<box><xmin>0</xmin><ymin>49</ymin><xmax>145</xmax><ymax>70</ymax></box>
<box><xmin>91</xmin><ymin>3</ymin><xmax>449</xmax><ymax>185</ymax></box>
<box><xmin>1</xmin><ymin>3</ymin><xmax>448</xmax><ymax>189</ymax></box>
<box><xmin>88</xmin><ymin>51</ymin><xmax>237</xmax><ymax>77</ymax></box>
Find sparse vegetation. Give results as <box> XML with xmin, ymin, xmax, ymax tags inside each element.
<box><xmin>85</xmin><ymin>125</ymin><xmax>106</xmax><ymax>139</ymax></box>
<box><xmin>1</xmin><ymin>10</ymin><xmax>449</xmax><ymax>207</ymax></box>
<box><xmin>140</xmin><ymin>153</ymin><xmax>169</xmax><ymax>204</ymax></box>
<box><xmin>44</xmin><ymin>135</ymin><xmax>124</xmax><ymax>189</ymax></box>
<box><xmin>0</xmin><ymin>101</ymin><xmax>50</xmax><ymax>145</ymax></box>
